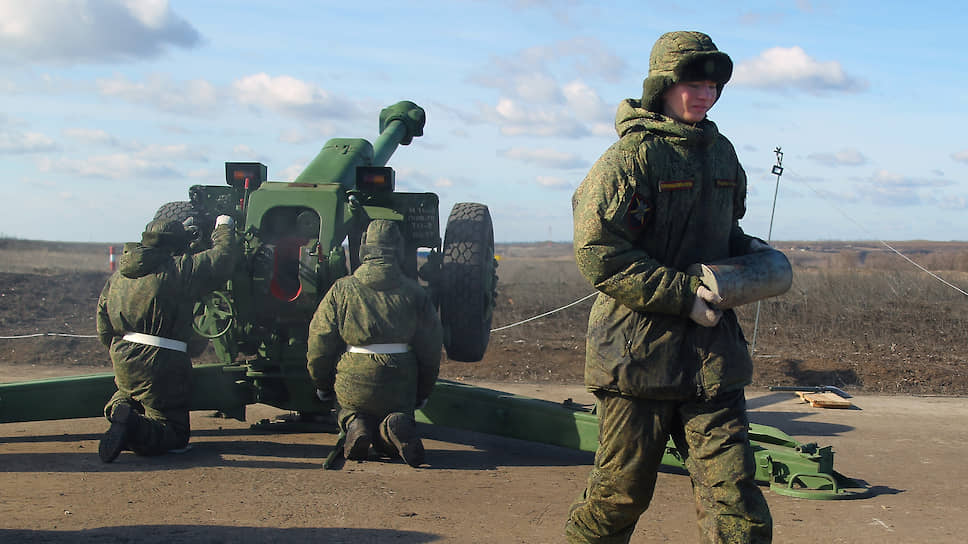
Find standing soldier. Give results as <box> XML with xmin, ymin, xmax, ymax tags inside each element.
<box><xmin>566</xmin><ymin>31</ymin><xmax>774</xmax><ymax>543</ymax></box>
<box><xmin>96</xmin><ymin>215</ymin><xmax>237</xmax><ymax>463</ymax></box>
<box><xmin>307</xmin><ymin>219</ymin><xmax>442</xmax><ymax>467</ymax></box>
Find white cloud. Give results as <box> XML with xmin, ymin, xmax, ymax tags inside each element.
<box><xmin>0</xmin><ymin>0</ymin><xmax>201</xmax><ymax>64</ymax></box>
<box><xmin>232</xmin><ymin>73</ymin><xmax>362</xmax><ymax>120</ymax></box>
<box><xmin>0</xmin><ymin>130</ymin><xmax>58</xmax><ymax>154</ymax></box>
<box><xmin>229</xmin><ymin>144</ymin><xmax>270</xmax><ymax>165</ymax></box>
<box><xmin>535</xmin><ymin>175</ymin><xmax>572</xmax><ymax>190</ymax></box>
<box><xmin>279</xmin><ymin>123</ymin><xmax>339</xmax><ymax>145</ymax></box>
<box><xmin>37</xmin><ymin>143</ymin><xmax>208</xmax><ymax>180</ymax></box>
<box><xmin>471</xmin><ymin>37</ymin><xmax>624</xmax><ymax>101</ymax></box>
<box><xmin>939</xmin><ymin>196</ymin><xmax>966</xmax><ymax>210</ymax></box>
<box><xmin>39</xmin><ymin>154</ymin><xmax>178</xmax><ymax>179</ymax></box>
<box><xmin>278</xmin><ymin>163</ymin><xmax>308</xmax><ymax>182</ymax></box>
<box><xmin>952</xmin><ymin>150</ymin><xmax>968</xmax><ymax>164</ymax></box>
<box><xmin>466</xmin><ymin>38</ymin><xmax>621</xmax><ymax>137</ymax></box>
<box><xmin>63</xmin><ymin>128</ymin><xmax>124</xmax><ymax>148</ymax></box>
<box><xmin>186</xmin><ymin>167</ymin><xmax>216</xmax><ymax>180</ymax></box>
<box><xmin>498</xmin><ymin>147</ymin><xmax>586</xmax><ymax>169</ymax></box>
<box><xmin>807</xmin><ymin>148</ymin><xmax>868</xmax><ymax>167</ymax></box>
<box><xmin>98</xmin><ymin>74</ymin><xmax>219</xmax><ymax>115</ymax></box>
<box><xmin>435</xmin><ymin>178</ymin><xmax>454</xmax><ymax>188</ymax></box>
<box><xmin>513</xmin><ymin>72</ymin><xmax>562</xmax><ymax>103</ymax></box>
<box><xmin>562</xmin><ymin>80</ymin><xmax>609</xmax><ymax>122</ymax></box>
<box><xmin>855</xmin><ymin>169</ymin><xmax>954</xmax><ymax>207</ymax></box>
<box><xmin>733</xmin><ymin>46</ymin><xmax>868</xmax><ymax>94</ymax></box>
<box><xmin>483</xmin><ymin>98</ymin><xmax>589</xmax><ymax>137</ymax></box>
<box><xmin>870</xmin><ymin>169</ymin><xmax>950</xmax><ymax>188</ymax></box>
<box><xmin>590</xmin><ymin>122</ymin><xmax>614</xmax><ymax>137</ymax></box>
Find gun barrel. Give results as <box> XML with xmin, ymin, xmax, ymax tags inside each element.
<box><xmin>372</xmin><ymin>119</ymin><xmax>408</xmax><ymax>167</ymax></box>
<box><xmin>292</xmin><ymin>101</ymin><xmax>425</xmax><ymax>187</ymax></box>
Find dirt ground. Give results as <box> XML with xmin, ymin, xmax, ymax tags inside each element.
<box><xmin>2</xmin><ymin>371</ymin><xmax>967</xmax><ymax>543</ymax></box>
<box><xmin>2</xmin><ymin>240</ymin><xmax>967</xmax><ymax>542</ymax></box>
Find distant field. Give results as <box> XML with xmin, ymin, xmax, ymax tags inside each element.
<box><xmin>2</xmin><ymin>237</ymin><xmax>967</xmax><ymax>394</ymax></box>
<box><xmin>0</xmin><ymin>238</ymin><xmax>118</xmax><ymax>274</ymax></box>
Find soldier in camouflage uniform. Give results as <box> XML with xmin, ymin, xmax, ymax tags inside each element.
<box><xmin>307</xmin><ymin>219</ymin><xmax>442</xmax><ymax>467</ymax></box>
<box><xmin>566</xmin><ymin>31</ymin><xmax>773</xmax><ymax>543</ymax></box>
<box><xmin>96</xmin><ymin>215</ymin><xmax>237</xmax><ymax>463</ymax></box>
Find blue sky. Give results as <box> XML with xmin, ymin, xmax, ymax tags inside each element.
<box><xmin>2</xmin><ymin>0</ymin><xmax>966</xmax><ymax>243</ymax></box>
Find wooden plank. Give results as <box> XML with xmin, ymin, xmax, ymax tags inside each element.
<box><xmin>798</xmin><ymin>391</ymin><xmax>852</xmax><ymax>409</ymax></box>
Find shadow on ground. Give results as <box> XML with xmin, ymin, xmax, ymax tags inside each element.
<box><xmin>0</xmin><ymin>526</ymin><xmax>440</xmax><ymax>544</ymax></box>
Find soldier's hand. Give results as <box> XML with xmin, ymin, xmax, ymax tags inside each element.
<box><xmin>689</xmin><ymin>285</ymin><xmax>723</xmax><ymax>327</ymax></box>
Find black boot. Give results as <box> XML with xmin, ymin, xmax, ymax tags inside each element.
<box><xmin>343</xmin><ymin>417</ymin><xmax>372</xmax><ymax>461</ymax></box>
<box><xmin>384</xmin><ymin>413</ymin><xmax>425</xmax><ymax>468</ymax></box>
<box><xmin>99</xmin><ymin>403</ymin><xmax>134</xmax><ymax>463</ymax></box>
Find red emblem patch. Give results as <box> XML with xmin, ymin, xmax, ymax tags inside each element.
<box><xmin>626</xmin><ymin>193</ymin><xmax>651</xmax><ymax>232</ymax></box>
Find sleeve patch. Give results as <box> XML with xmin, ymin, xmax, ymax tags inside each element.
<box><xmin>716</xmin><ymin>179</ymin><xmax>737</xmax><ymax>188</ymax></box>
<box><xmin>626</xmin><ymin>193</ymin><xmax>651</xmax><ymax>232</ymax></box>
<box><xmin>658</xmin><ymin>180</ymin><xmax>693</xmax><ymax>192</ymax></box>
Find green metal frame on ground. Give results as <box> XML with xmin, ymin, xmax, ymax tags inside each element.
<box><xmin>0</xmin><ymin>368</ymin><xmax>868</xmax><ymax>500</ymax></box>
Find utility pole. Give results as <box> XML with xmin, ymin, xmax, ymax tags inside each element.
<box><xmin>750</xmin><ymin>147</ymin><xmax>784</xmax><ymax>354</ymax></box>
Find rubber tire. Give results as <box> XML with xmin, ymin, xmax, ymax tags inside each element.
<box><xmin>440</xmin><ymin>202</ymin><xmax>496</xmax><ymax>362</ymax></box>
<box><xmin>154</xmin><ymin>201</ymin><xmax>198</xmax><ymax>223</ymax></box>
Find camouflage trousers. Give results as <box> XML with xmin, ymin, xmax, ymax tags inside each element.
<box><xmin>565</xmin><ymin>389</ymin><xmax>772</xmax><ymax>543</ymax></box>
<box><xmin>333</xmin><ymin>352</ymin><xmax>418</xmax><ymax>437</ymax></box>
<box><xmin>103</xmin><ymin>349</ymin><xmax>192</xmax><ymax>456</ymax></box>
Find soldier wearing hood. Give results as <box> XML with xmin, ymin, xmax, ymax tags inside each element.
<box><xmin>96</xmin><ymin>215</ymin><xmax>238</xmax><ymax>463</ymax></box>
<box><xmin>566</xmin><ymin>32</ymin><xmax>773</xmax><ymax>543</ymax></box>
<box><xmin>306</xmin><ymin>219</ymin><xmax>442</xmax><ymax>467</ymax></box>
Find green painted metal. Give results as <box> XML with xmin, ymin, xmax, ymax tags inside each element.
<box><xmin>416</xmin><ymin>379</ymin><xmax>599</xmax><ymax>451</ymax></box>
<box><xmin>0</xmin><ymin>365</ymin><xmax>250</xmax><ymax>424</ymax></box>
<box><xmin>293</xmin><ymin>101</ymin><xmax>423</xmax><ymax>187</ymax></box>
<box><xmin>0</xmin><ymin>373</ymin><xmax>116</xmax><ymax>423</ymax></box>
<box><xmin>294</xmin><ymin>138</ymin><xmax>374</xmax><ymax>188</ymax></box>
<box><xmin>417</xmin><ymin>379</ymin><xmax>870</xmax><ymax>500</ymax></box>
<box><xmin>0</xmin><ymin>368</ymin><xmax>867</xmax><ymax>499</ymax></box>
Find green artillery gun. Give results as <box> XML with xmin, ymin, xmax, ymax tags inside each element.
<box><xmin>0</xmin><ymin>101</ymin><xmax>866</xmax><ymax>500</ymax></box>
<box><xmin>145</xmin><ymin>100</ymin><xmax>497</xmax><ymax>416</ymax></box>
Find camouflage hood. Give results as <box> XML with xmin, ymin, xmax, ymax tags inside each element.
<box><xmin>355</xmin><ymin>219</ymin><xmax>405</xmax><ymax>289</ymax></box>
<box><xmin>615</xmin><ymin>98</ymin><xmax>720</xmax><ymax>148</ymax></box>
<box><xmin>641</xmin><ymin>31</ymin><xmax>732</xmax><ymax>113</ymax></box>
<box><xmin>119</xmin><ymin>242</ymin><xmax>172</xmax><ymax>279</ymax></box>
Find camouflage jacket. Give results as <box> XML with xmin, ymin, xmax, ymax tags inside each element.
<box><xmin>572</xmin><ymin>99</ymin><xmax>756</xmax><ymax>400</ymax></box>
<box><xmin>306</xmin><ymin>256</ymin><xmax>442</xmax><ymax>404</ymax></box>
<box><xmin>96</xmin><ymin>225</ymin><xmax>237</xmax><ymax>354</ymax></box>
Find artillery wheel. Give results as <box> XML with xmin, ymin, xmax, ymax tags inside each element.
<box><xmin>192</xmin><ymin>291</ymin><xmax>235</xmax><ymax>339</ymax></box>
<box><xmin>440</xmin><ymin>202</ymin><xmax>497</xmax><ymax>362</ymax></box>
<box><xmin>154</xmin><ymin>200</ymin><xmax>213</xmax><ymax>251</ymax></box>
<box><xmin>154</xmin><ymin>201</ymin><xmax>199</xmax><ymax>223</ymax></box>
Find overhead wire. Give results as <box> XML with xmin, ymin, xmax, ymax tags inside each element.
<box><xmin>490</xmin><ymin>291</ymin><xmax>597</xmax><ymax>332</ymax></box>
<box><xmin>793</xmin><ymin>174</ymin><xmax>968</xmax><ymax>298</ymax></box>
<box><xmin>0</xmin><ymin>332</ymin><xmax>97</xmax><ymax>339</ymax></box>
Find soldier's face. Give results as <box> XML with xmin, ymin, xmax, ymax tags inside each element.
<box><xmin>663</xmin><ymin>80</ymin><xmax>718</xmax><ymax>124</ymax></box>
